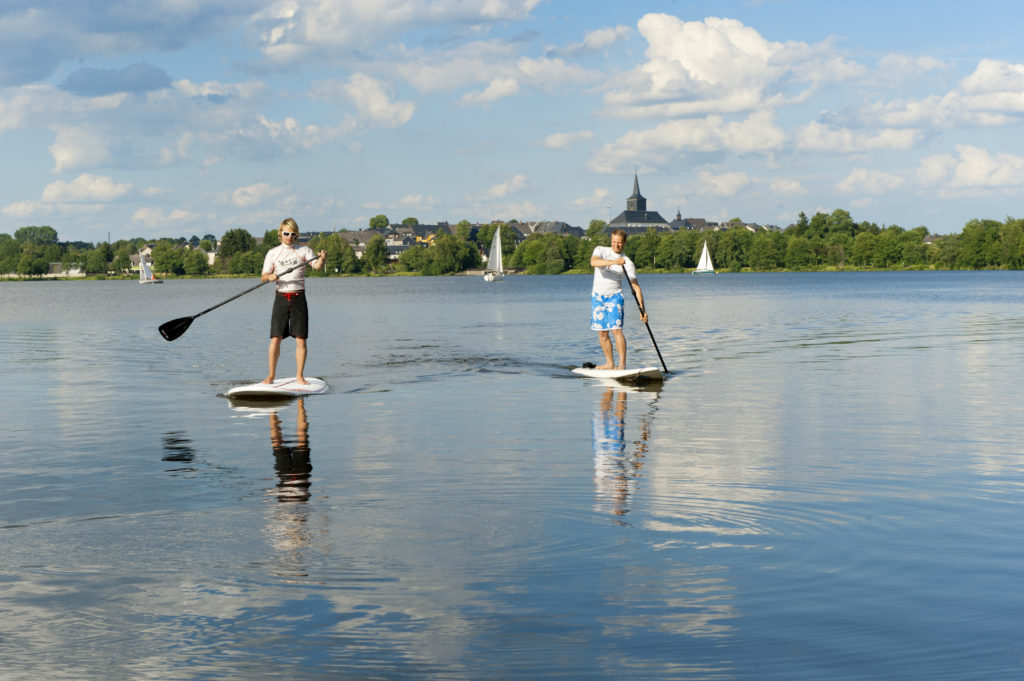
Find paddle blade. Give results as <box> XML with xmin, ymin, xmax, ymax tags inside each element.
<box><xmin>159</xmin><ymin>316</ymin><xmax>194</xmax><ymax>341</ymax></box>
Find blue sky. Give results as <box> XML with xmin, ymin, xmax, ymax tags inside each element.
<box><xmin>1</xmin><ymin>0</ymin><xmax>1022</xmax><ymax>243</ymax></box>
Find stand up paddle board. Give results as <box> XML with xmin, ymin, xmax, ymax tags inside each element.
<box><xmin>226</xmin><ymin>377</ymin><xmax>328</xmax><ymax>398</ymax></box>
<box><xmin>572</xmin><ymin>366</ymin><xmax>663</xmax><ymax>382</ymax></box>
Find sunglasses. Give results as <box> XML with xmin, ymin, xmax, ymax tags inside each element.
<box><xmin>282</xmin><ymin>232</ymin><xmax>298</xmax><ymax>237</ymax></box>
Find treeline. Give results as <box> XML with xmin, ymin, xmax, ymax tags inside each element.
<box><xmin>3</xmin><ymin>210</ymin><xmax>1024</xmax><ymax>277</ymax></box>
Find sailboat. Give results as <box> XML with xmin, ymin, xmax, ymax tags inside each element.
<box><xmin>693</xmin><ymin>240</ymin><xmax>715</xmax><ymax>274</ymax></box>
<box><xmin>139</xmin><ymin>250</ymin><xmax>162</xmax><ymax>284</ymax></box>
<box><xmin>483</xmin><ymin>228</ymin><xmax>504</xmax><ymax>281</ymax></box>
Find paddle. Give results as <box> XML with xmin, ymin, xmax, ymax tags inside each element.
<box><xmin>621</xmin><ymin>265</ymin><xmax>670</xmax><ymax>374</ymax></box>
<box><xmin>159</xmin><ymin>260</ymin><xmax>309</xmax><ymax>341</ymax></box>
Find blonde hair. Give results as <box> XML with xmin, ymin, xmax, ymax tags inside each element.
<box><xmin>278</xmin><ymin>217</ymin><xmax>299</xmax><ymax>238</ymax></box>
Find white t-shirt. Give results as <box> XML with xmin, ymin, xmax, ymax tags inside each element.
<box><xmin>262</xmin><ymin>244</ymin><xmax>316</xmax><ymax>293</ymax></box>
<box><xmin>591</xmin><ymin>245</ymin><xmax>637</xmax><ymax>296</ymax></box>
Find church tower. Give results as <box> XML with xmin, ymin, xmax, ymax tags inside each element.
<box><xmin>626</xmin><ymin>172</ymin><xmax>647</xmax><ymax>212</ymax></box>
<box><xmin>606</xmin><ymin>172</ymin><xmax>669</xmax><ymax>234</ymax></box>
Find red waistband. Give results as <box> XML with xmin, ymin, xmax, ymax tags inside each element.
<box><xmin>278</xmin><ymin>290</ymin><xmax>304</xmax><ymax>301</ymax></box>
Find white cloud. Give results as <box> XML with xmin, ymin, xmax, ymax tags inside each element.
<box><xmin>397</xmin><ymin>194</ymin><xmax>439</xmax><ymax>210</ymax></box>
<box><xmin>230</xmin><ymin>182</ymin><xmax>284</xmax><ymax>208</ymax></box>
<box><xmin>570</xmin><ymin>188</ymin><xmax>610</xmax><ymax>209</ymax></box>
<box><xmin>876</xmin><ymin>54</ymin><xmax>948</xmax><ymax>81</ymax></box>
<box><xmin>770</xmin><ymin>178</ymin><xmax>806</xmax><ymax>195</ymax></box>
<box><xmin>0</xmin><ymin>90</ymin><xmax>33</xmax><ymax>132</ymax></box>
<box><xmin>917</xmin><ymin>145</ymin><xmax>1024</xmax><ymax>193</ymax></box>
<box><xmin>256</xmin><ymin>114</ymin><xmax>345</xmax><ymax>151</ymax></box>
<box><xmin>836</xmin><ymin>168</ymin><xmax>905</xmax><ymax>195</ymax></box>
<box><xmin>131</xmin><ymin>207</ymin><xmax>200</xmax><ymax>228</ymax></box>
<box><xmin>563</xmin><ymin>25</ymin><xmax>633</xmax><ymax>55</ymax></box>
<box><xmin>483</xmin><ymin>174</ymin><xmax>528</xmax><ymax>199</ymax></box>
<box><xmin>332</xmin><ymin>73</ymin><xmax>415</xmax><ymax>128</ymax></box>
<box><xmin>589</xmin><ymin>110</ymin><xmax>785</xmax><ymax>174</ymax></box>
<box><xmin>862</xmin><ymin>59</ymin><xmax>1024</xmax><ymax>129</ymax></box>
<box><xmin>48</xmin><ymin>126</ymin><xmax>113</xmax><ymax>173</ymax></box>
<box><xmin>255</xmin><ymin>0</ymin><xmax>544</xmax><ymax>63</ymax></box>
<box><xmin>603</xmin><ymin>14</ymin><xmax>863</xmax><ymax>117</ymax></box>
<box><xmin>543</xmin><ymin>130</ymin><xmax>594</xmax><ymax>150</ymax></box>
<box><xmin>41</xmin><ymin>174</ymin><xmax>132</xmax><ymax>202</ymax></box>
<box><xmin>2</xmin><ymin>200</ymin><xmax>51</xmax><ymax>218</ymax></box>
<box><xmin>959</xmin><ymin>59</ymin><xmax>1024</xmax><ymax>95</ymax></box>
<box><xmin>699</xmin><ymin>170</ymin><xmax>751</xmax><ymax>197</ymax></box>
<box><xmin>795</xmin><ymin>121</ymin><xmax>922</xmax><ymax>152</ymax></box>
<box><xmin>460</xmin><ymin>76</ymin><xmax>521</xmax><ymax>106</ymax></box>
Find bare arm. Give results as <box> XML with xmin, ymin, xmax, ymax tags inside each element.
<box><xmin>632</xmin><ymin>281</ymin><xmax>648</xmax><ymax>323</ymax></box>
<box><xmin>591</xmin><ymin>254</ymin><xmax>625</xmax><ymax>268</ymax></box>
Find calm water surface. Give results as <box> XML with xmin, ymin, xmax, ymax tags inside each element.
<box><xmin>2</xmin><ymin>271</ymin><xmax>1023</xmax><ymax>680</ymax></box>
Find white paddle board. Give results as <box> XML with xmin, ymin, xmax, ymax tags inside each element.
<box><xmin>226</xmin><ymin>376</ymin><xmax>328</xmax><ymax>398</ymax></box>
<box><xmin>572</xmin><ymin>366</ymin><xmax>663</xmax><ymax>382</ymax></box>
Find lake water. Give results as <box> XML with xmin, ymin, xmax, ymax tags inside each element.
<box><xmin>2</xmin><ymin>271</ymin><xmax>1022</xmax><ymax>680</ymax></box>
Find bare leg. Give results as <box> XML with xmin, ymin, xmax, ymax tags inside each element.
<box><xmin>263</xmin><ymin>336</ymin><xmax>282</xmax><ymax>383</ymax></box>
<box><xmin>294</xmin><ymin>337</ymin><xmax>308</xmax><ymax>384</ymax></box>
<box><xmin>612</xmin><ymin>328</ymin><xmax>627</xmax><ymax>369</ymax></box>
<box><xmin>597</xmin><ymin>330</ymin><xmax>615</xmax><ymax>369</ymax></box>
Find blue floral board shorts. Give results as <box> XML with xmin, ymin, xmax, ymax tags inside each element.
<box><xmin>591</xmin><ymin>292</ymin><xmax>624</xmax><ymax>331</ymax></box>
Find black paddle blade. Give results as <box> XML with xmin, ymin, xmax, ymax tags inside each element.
<box><xmin>159</xmin><ymin>316</ymin><xmax>195</xmax><ymax>341</ymax></box>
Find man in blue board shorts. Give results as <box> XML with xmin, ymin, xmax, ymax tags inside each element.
<box><xmin>590</xmin><ymin>229</ymin><xmax>646</xmax><ymax>369</ymax></box>
<box><xmin>261</xmin><ymin>218</ymin><xmax>326</xmax><ymax>385</ymax></box>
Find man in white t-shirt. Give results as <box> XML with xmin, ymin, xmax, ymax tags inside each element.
<box><xmin>261</xmin><ymin>218</ymin><xmax>326</xmax><ymax>385</ymax></box>
<box><xmin>589</xmin><ymin>229</ymin><xmax>646</xmax><ymax>369</ymax></box>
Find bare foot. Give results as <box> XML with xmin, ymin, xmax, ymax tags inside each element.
<box><xmin>261</xmin><ymin>375</ymin><xmax>275</xmax><ymax>384</ymax></box>
<box><xmin>294</xmin><ymin>377</ymin><xmax>309</xmax><ymax>385</ymax></box>
<box><xmin>596</xmin><ymin>363</ymin><xmax>614</xmax><ymax>370</ymax></box>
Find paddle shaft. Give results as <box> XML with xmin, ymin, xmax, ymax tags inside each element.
<box><xmin>159</xmin><ymin>258</ymin><xmax>314</xmax><ymax>340</ymax></box>
<box><xmin>621</xmin><ymin>266</ymin><xmax>669</xmax><ymax>374</ymax></box>
<box><xmin>191</xmin><ymin>259</ymin><xmax>309</xmax><ymax>320</ymax></box>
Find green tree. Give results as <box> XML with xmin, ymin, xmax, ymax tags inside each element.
<box><xmin>17</xmin><ymin>251</ymin><xmax>49</xmax><ymax>277</ymax></box>
<box><xmin>397</xmin><ymin>243</ymin><xmax>430</xmax><ymax>272</ymax></box>
<box><xmin>586</xmin><ymin>219</ymin><xmax>607</xmax><ymax>240</ymax></box>
<box><xmin>228</xmin><ymin>250</ymin><xmax>263</xmax><ymax>275</ymax></box>
<box><xmin>14</xmin><ymin>225</ymin><xmax>59</xmax><ymax>246</ymax></box>
<box><xmin>850</xmin><ymin>232</ymin><xmax>876</xmax><ymax>267</ymax></box>
<box><xmin>84</xmin><ymin>248</ymin><xmax>110</xmax><ymax>274</ymax></box>
<box><xmin>785</xmin><ymin>236</ymin><xmax>815</xmax><ymax>270</ymax></box>
<box><xmin>872</xmin><ymin>226</ymin><xmax>905</xmax><ymax>268</ymax></box>
<box><xmin>750</xmin><ymin>231</ymin><xmax>779</xmax><ymax>271</ymax></box>
<box><xmin>219</xmin><ymin>228</ymin><xmax>256</xmax><ymax>259</ymax></box>
<box><xmin>369</xmin><ymin>214</ymin><xmax>390</xmax><ymax>230</ymax></box>
<box><xmin>717</xmin><ymin>226</ymin><xmax>753</xmax><ymax>270</ymax></box>
<box><xmin>401</xmin><ymin>217</ymin><xmax>419</xmax><ymax>226</ymax></box>
<box><xmin>631</xmin><ymin>228</ymin><xmax>663</xmax><ymax>269</ymax></box>
<box><xmin>183</xmin><ymin>249</ymin><xmax>209</xmax><ymax>275</ymax></box>
<box><xmin>112</xmin><ymin>248</ymin><xmax>132</xmax><ymax>274</ymax></box>
<box><xmin>455</xmin><ymin>219</ymin><xmax>473</xmax><ymax>242</ymax></box>
<box><xmin>263</xmin><ymin>229</ymin><xmax>280</xmax><ymax>249</ymax></box>
<box><xmin>152</xmin><ymin>243</ymin><xmax>184</xmax><ymax>275</ymax></box>
<box><xmin>0</xmin><ymin>235</ymin><xmax>23</xmax><ymax>273</ymax></box>
<box><xmin>363</xmin><ymin>234</ymin><xmax>388</xmax><ymax>273</ymax></box>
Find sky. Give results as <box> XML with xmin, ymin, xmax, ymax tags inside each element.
<box><xmin>1</xmin><ymin>0</ymin><xmax>1023</xmax><ymax>243</ymax></box>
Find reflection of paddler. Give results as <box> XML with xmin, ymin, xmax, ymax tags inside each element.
<box><xmin>593</xmin><ymin>386</ymin><xmax>641</xmax><ymax>518</ymax></box>
<box><xmin>270</xmin><ymin>398</ymin><xmax>311</xmax><ymax>502</ymax></box>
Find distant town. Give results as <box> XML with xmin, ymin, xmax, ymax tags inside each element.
<box><xmin>2</xmin><ymin>174</ymin><xmax>1021</xmax><ymax>278</ymax></box>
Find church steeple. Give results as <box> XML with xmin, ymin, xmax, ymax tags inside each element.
<box><xmin>626</xmin><ymin>171</ymin><xmax>646</xmax><ymax>212</ymax></box>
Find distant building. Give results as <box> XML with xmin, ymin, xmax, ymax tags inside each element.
<box><xmin>522</xmin><ymin>220</ymin><xmax>585</xmax><ymax>237</ymax></box>
<box><xmin>606</xmin><ymin>173</ymin><xmax>671</xmax><ymax>234</ymax></box>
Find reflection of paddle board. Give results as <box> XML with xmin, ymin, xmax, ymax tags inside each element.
<box><xmin>572</xmin><ymin>366</ymin><xmax>663</xmax><ymax>382</ymax></box>
<box><xmin>226</xmin><ymin>377</ymin><xmax>328</xmax><ymax>398</ymax></box>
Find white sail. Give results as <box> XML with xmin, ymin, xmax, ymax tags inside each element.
<box><xmin>139</xmin><ymin>250</ymin><xmax>162</xmax><ymax>283</ymax></box>
<box><xmin>693</xmin><ymin>240</ymin><xmax>714</xmax><ymax>274</ymax></box>
<box><xmin>484</xmin><ymin>228</ymin><xmax>504</xmax><ymax>281</ymax></box>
